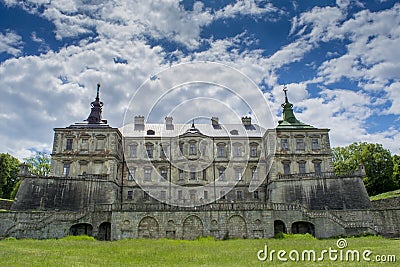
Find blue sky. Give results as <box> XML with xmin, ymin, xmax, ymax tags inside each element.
<box><xmin>0</xmin><ymin>0</ymin><xmax>399</xmax><ymax>159</ymax></box>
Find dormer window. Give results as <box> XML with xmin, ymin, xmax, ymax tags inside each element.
<box><xmin>230</xmin><ymin>129</ymin><xmax>239</xmax><ymax>135</ymax></box>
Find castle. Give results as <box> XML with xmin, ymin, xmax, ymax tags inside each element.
<box><xmin>1</xmin><ymin>83</ymin><xmax>399</xmax><ymax>240</ymax></box>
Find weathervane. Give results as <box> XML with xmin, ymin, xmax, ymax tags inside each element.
<box><xmin>283</xmin><ymin>85</ymin><xmax>288</xmax><ymax>102</ymax></box>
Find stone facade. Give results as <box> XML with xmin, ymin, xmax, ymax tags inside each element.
<box><xmin>1</xmin><ymin>85</ymin><xmax>399</xmax><ymax>240</ymax></box>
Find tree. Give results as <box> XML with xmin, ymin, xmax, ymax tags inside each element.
<box><xmin>24</xmin><ymin>151</ymin><xmax>51</xmax><ymax>176</ymax></box>
<box><xmin>0</xmin><ymin>153</ymin><xmax>20</xmax><ymax>199</ymax></box>
<box><xmin>392</xmin><ymin>154</ymin><xmax>400</xmax><ymax>188</ymax></box>
<box><xmin>361</xmin><ymin>143</ymin><xmax>395</xmax><ymax>196</ymax></box>
<box><xmin>332</xmin><ymin>142</ymin><xmax>396</xmax><ymax>196</ymax></box>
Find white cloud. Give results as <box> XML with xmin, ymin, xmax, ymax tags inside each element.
<box><xmin>0</xmin><ymin>30</ymin><xmax>23</xmax><ymax>56</ymax></box>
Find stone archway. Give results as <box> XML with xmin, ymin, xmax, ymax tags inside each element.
<box><xmin>274</xmin><ymin>220</ymin><xmax>287</xmax><ymax>236</ymax></box>
<box><xmin>182</xmin><ymin>215</ymin><xmax>203</xmax><ymax>240</ymax></box>
<box><xmin>227</xmin><ymin>215</ymin><xmax>247</xmax><ymax>239</ymax></box>
<box><xmin>138</xmin><ymin>216</ymin><xmax>159</xmax><ymax>239</ymax></box>
<box><xmin>291</xmin><ymin>221</ymin><xmax>315</xmax><ymax>236</ymax></box>
<box><xmin>98</xmin><ymin>222</ymin><xmax>111</xmax><ymax>241</ymax></box>
<box><xmin>69</xmin><ymin>223</ymin><xmax>93</xmax><ymax>236</ymax></box>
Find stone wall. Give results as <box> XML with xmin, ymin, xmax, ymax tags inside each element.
<box><xmin>267</xmin><ymin>176</ymin><xmax>371</xmax><ymax>210</ymax></box>
<box><xmin>371</xmin><ymin>197</ymin><xmax>400</xmax><ymax>210</ymax></box>
<box><xmin>0</xmin><ymin>199</ymin><xmax>13</xmax><ymax>210</ymax></box>
<box><xmin>1</xmin><ymin>207</ymin><xmax>400</xmax><ymax>240</ymax></box>
<box><xmin>12</xmin><ymin>176</ymin><xmax>119</xmax><ymax>211</ymax></box>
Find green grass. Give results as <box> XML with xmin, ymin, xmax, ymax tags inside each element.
<box><xmin>0</xmin><ymin>235</ymin><xmax>399</xmax><ymax>266</ymax></box>
<box><xmin>370</xmin><ymin>189</ymin><xmax>400</xmax><ymax>201</ymax></box>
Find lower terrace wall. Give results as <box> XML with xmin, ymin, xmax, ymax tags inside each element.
<box><xmin>1</xmin><ymin>208</ymin><xmax>399</xmax><ymax>240</ymax></box>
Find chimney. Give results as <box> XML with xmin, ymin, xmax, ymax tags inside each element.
<box><xmin>211</xmin><ymin>117</ymin><xmax>219</xmax><ymax>126</ymax></box>
<box><xmin>241</xmin><ymin>116</ymin><xmax>251</xmax><ymax>126</ymax></box>
<box><xmin>165</xmin><ymin>116</ymin><xmax>174</xmax><ymax>130</ymax></box>
<box><xmin>134</xmin><ymin>115</ymin><xmax>145</xmax><ymax>130</ymax></box>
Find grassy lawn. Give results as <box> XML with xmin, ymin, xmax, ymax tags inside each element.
<box><xmin>370</xmin><ymin>189</ymin><xmax>400</xmax><ymax>201</ymax></box>
<box><xmin>0</xmin><ymin>235</ymin><xmax>399</xmax><ymax>266</ymax></box>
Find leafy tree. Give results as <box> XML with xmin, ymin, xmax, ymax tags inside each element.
<box><xmin>332</xmin><ymin>142</ymin><xmax>396</xmax><ymax>196</ymax></box>
<box><xmin>24</xmin><ymin>151</ymin><xmax>51</xmax><ymax>176</ymax></box>
<box><xmin>0</xmin><ymin>153</ymin><xmax>20</xmax><ymax>199</ymax></box>
<box><xmin>361</xmin><ymin>143</ymin><xmax>395</xmax><ymax>196</ymax></box>
<box><xmin>393</xmin><ymin>154</ymin><xmax>400</xmax><ymax>188</ymax></box>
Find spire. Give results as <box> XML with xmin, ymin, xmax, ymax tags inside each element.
<box><xmin>277</xmin><ymin>85</ymin><xmax>314</xmax><ymax>129</ymax></box>
<box><xmin>85</xmin><ymin>83</ymin><xmax>104</xmax><ymax>124</ymax></box>
<box><xmin>186</xmin><ymin>119</ymin><xmax>201</xmax><ymax>134</ymax></box>
<box><xmin>280</xmin><ymin>85</ymin><xmax>297</xmax><ymax>123</ymax></box>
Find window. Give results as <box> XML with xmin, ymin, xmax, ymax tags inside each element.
<box><xmin>281</xmin><ymin>139</ymin><xmax>289</xmax><ymax>150</ymax></box>
<box><xmin>189</xmin><ymin>142</ymin><xmax>197</xmax><ymax>155</ymax></box>
<box><xmin>179</xmin><ymin>142</ymin><xmax>184</xmax><ymax>155</ymax></box>
<box><xmin>233</xmin><ymin>143</ymin><xmax>242</xmax><ymax>157</ymax></box>
<box><xmin>96</xmin><ymin>137</ymin><xmax>105</xmax><ymax>150</ymax></box>
<box><xmin>312</xmin><ymin>139</ymin><xmax>319</xmax><ymax>150</ymax></box>
<box><xmin>160</xmin><ymin>190</ymin><xmax>166</xmax><ymax>200</ymax></box>
<box><xmin>127</xmin><ymin>191</ymin><xmax>133</xmax><ymax>200</ymax></box>
<box><xmin>66</xmin><ymin>139</ymin><xmax>73</xmax><ymax>150</ymax></box>
<box><xmin>250</xmin><ymin>144</ymin><xmax>258</xmax><ymax>157</ymax></box>
<box><xmin>178</xmin><ymin>190</ymin><xmax>182</xmax><ymax>200</ymax></box>
<box><xmin>299</xmin><ymin>161</ymin><xmax>306</xmax><ymax>174</ymax></box>
<box><xmin>144</xmin><ymin>168</ymin><xmax>152</xmax><ymax>181</ymax></box>
<box><xmin>251</xmin><ymin>167</ymin><xmax>259</xmax><ymax>180</ymax></box>
<box><xmin>81</xmin><ymin>139</ymin><xmax>88</xmax><ymax>151</ymax></box>
<box><xmin>128</xmin><ymin>169</ymin><xmax>135</xmax><ymax>181</ymax></box>
<box><xmin>178</xmin><ymin>169</ymin><xmax>184</xmax><ymax>180</ymax></box>
<box><xmin>217</xmin><ymin>144</ymin><xmax>226</xmax><ymax>157</ymax></box>
<box><xmin>145</xmin><ymin>143</ymin><xmax>153</xmax><ymax>158</ymax></box>
<box><xmin>236</xmin><ymin>190</ymin><xmax>243</xmax><ymax>200</ymax></box>
<box><xmin>190</xmin><ymin>190</ymin><xmax>196</xmax><ymax>201</ymax></box>
<box><xmin>220</xmin><ymin>191</ymin><xmax>226</xmax><ymax>200</ymax></box>
<box><xmin>218</xmin><ymin>167</ymin><xmax>225</xmax><ymax>180</ymax></box>
<box><xmin>235</xmin><ymin>168</ymin><xmax>242</xmax><ymax>181</ymax></box>
<box><xmin>296</xmin><ymin>139</ymin><xmax>305</xmax><ymax>150</ymax></box>
<box><xmin>160</xmin><ymin>145</ymin><xmax>167</xmax><ymax>158</ymax></box>
<box><xmin>202</xmin><ymin>169</ymin><xmax>207</xmax><ymax>180</ymax></box>
<box><xmin>254</xmin><ymin>191</ymin><xmax>259</xmax><ymax>199</ymax></box>
<box><xmin>314</xmin><ymin>161</ymin><xmax>322</xmax><ymax>174</ymax></box>
<box><xmin>129</xmin><ymin>144</ymin><xmax>137</xmax><ymax>158</ymax></box>
<box><xmin>204</xmin><ymin>190</ymin><xmax>208</xmax><ymax>200</ymax></box>
<box><xmin>190</xmin><ymin>167</ymin><xmax>196</xmax><ymax>180</ymax></box>
<box><xmin>283</xmin><ymin>161</ymin><xmax>291</xmax><ymax>175</ymax></box>
<box><xmin>147</xmin><ymin>129</ymin><xmax>155</xmax><ymax>135</ymax></box>
<box><xmin>63</xmin><ymin>163</ymin><xmax>70</xmax><ymax>176</ymax></box>
<box><xmin>143</xmin><ymin>191</ymin><xmax>150</xmax><ymax>200</ymax></box>
<box><xmin>160</xmin><ymin>168</ymin><xmax>167</xmax><ymax>180</ymax></box>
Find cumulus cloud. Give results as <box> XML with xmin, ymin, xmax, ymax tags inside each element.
<box><xmin>0</xmin><ymin>30</ymin><xmax>23</xmax><ymax>56</ymax></box>
<box><xmin>1</xmin><ymin>0</ymin><xmax>400</xmax><ymax>159</ymax></box>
